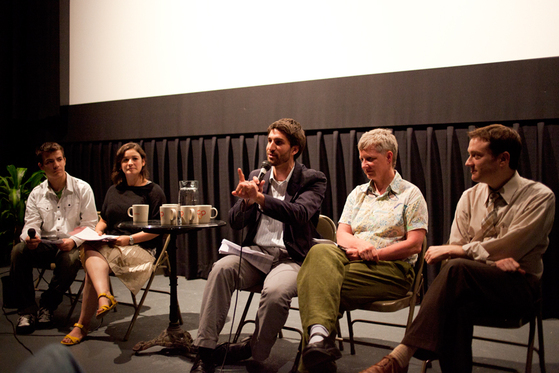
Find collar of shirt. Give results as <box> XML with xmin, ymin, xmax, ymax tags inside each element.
<box><xmin>41</xmin><ymin>172</ymin><xmax>72</xmax><ymax>197</ymax></box>
<box><xmin>483</xmin><ymin>171</ymin><xmax>520</xmax><ymax>206</ymax></box>
<box><xmin>364</xmin><ymin>171</ymin><xmax>404</xmax><ymax>197</ymax></box>
<box><xmin>269</xmin><ymin>164</ymin><xmax>295</xmax><ymax>186</ymax></box>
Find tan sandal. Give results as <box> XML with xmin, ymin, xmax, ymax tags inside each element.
<box><xmin>96</xmin><ymin>292</ymin><xmax>118</xmax><ymax>319</ymax></box>
<box><xmin>61</xmin><ymin>323</ymin><xmax>88</xmax><ymax>346</ymax></box>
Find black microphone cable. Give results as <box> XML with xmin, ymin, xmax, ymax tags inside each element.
<box><xmin>217</xmin><ymin>161</ymin><xmax>270</xmax><ymax>371</ymax></box>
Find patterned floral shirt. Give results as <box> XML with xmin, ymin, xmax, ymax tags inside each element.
<box><xmin>339</xmin><ymin>171</ymin><xmax>428</xmax><ymax>264</ymax></box>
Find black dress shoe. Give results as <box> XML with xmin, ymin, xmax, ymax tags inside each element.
<box><xmin>214</xmin><ymin>336</ymin><xmax>252</xmax><ymax>365</ymax></box>
<box><xmin>309</xmin><ymin>359</ymin><xmax>337</xmax><ymax>373</ymax></box>
<box><xmin>302</xmin><ymin>337</ymin><xmax>342</xmax><ymax>369</ymax></box>
<box><xmin>190</xmin><ymin>355</ymin><xmax>215</xmax><ymax>373</ymax></box>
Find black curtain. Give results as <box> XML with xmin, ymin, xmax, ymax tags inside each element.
<box><xmin>63</xmin><ymin>120</ymin><xmax>559</xmax><ymax>318</ymax></box>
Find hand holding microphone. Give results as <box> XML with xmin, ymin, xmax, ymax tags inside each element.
<box><xmin>256</xmin><ymin>160</ymin><xmax>272</xmax><ymax>182</ymax></box>
<box><xmin>232</xmin><ymin>161</ymin><xmax>271</xmax><ymax>205</ymax></box>
<box><xmin>26</xmin><ymin>228</ymin><xmax>40</xmax><ymax>250</ymax></box>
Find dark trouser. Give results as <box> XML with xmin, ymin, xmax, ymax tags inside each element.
<box><xmin>402</xmin><ymin>258</ymin><xmax>538</xmax><ymax>373</ymax></box>
<box><xmin>10</xmin><ymin>242</ymin><xmax>81</xmax><ymax>315</ymax></box>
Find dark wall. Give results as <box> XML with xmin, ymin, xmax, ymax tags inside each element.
<box><xmin>1</xmin><ymin>0</ymin><xmax>62</xmax><ymax>172</ymax></box>
<box><xmin>62</xmin><ymin>57</ymin><xmax>559</xmax><ymax>142</ymax></box>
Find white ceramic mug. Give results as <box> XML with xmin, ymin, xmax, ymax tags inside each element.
<box><xmin>162</xmin><ymin>204</ymin><xmax>180</xmax><ymax>225</ymax></box>
<box><xmin>160</xmin><ymin>205</ymin><xmax>177</xmax><ymax>225</ymax></box>
<box><xmin>127</xmin><ymin>204</ymin><xmax>149</xmax><ymax>223</ymax></box>
<box><xmin>195</xmin><ymin>205</ymin><xmax>218</xmax><ymax>224</ymax></box>
<box><xmin>179</xmin><ymin>205</ymin><xmax>197</xmax><ymax>225</ymax></box>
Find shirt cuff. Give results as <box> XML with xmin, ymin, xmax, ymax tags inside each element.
<box><xmin>462</xmin><ymin>242</ymin><xmax>490</xmax><ymax>262</ymax></box>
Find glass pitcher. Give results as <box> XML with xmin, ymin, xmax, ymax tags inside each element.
<box><xmin>178</xmin><ymin>180</ymin><xmax>199</xmax><ymax>206</ymax></box>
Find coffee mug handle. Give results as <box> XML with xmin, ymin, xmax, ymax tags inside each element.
<box><xmin>128</xmin><ymin>206</ymin><xmax>134</xmax><ymax>218</ymax></box>
<box><xmin>211</xmin><ymin>207</ymin><xmax>218</xmax><ymax>219</ymax></box>
<box><xmin>189</xmin><ymin>207</ymin><xmax>196</xmax><ymax>223</ymax></box>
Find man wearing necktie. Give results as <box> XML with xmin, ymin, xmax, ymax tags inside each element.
<box><xmin>364</xmin><ymin>124</ymin><xmax>555</xmax><ymax>373</ymax></box>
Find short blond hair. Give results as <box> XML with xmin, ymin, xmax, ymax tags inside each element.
<box><xmin>358</xmin><ymin>128</ymin><xmax>398</xmax><ymax>168</ymax></box>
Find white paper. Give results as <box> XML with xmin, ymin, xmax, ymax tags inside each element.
<box><xmin>218</xmin><ymin>239</ymin><xmax>274</xmax><ymax>274</ymax></box>
<box><xmin>73</xmin><ymin>227</ymin><xmax>119</xmax><ymax>241</ymax></box>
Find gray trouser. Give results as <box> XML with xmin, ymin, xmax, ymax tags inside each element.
<box><xmin>194</xmin><ymin>254</ymin><xmax>300</xmax><ymax>361</ymax></box>
<box><xmin>10</xmin><ymin>241</ymin><xmax>81</xmax><ymax>315</ymax></box>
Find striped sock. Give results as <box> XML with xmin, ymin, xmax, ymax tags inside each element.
<box><xmin>389</xmin><ymin>344</ymin><xmax>416</xmax><ymax>368</ymax></box>
<box><xmin>308</xmin><ymin>324</ymin><xmax>329</xmax><ymax>344</ymax></box>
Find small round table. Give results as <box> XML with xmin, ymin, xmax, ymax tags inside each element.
<box><xmin>118</xmin><ymin>219</ymin><xmax>226</xmax><ymax>352</ymax></box>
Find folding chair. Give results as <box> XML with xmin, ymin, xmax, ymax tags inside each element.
<box><xmin>66</xmin><ymin>234</ymin><xmax>181</xmax><ymax>341</ymax></box>
<box><xmin>34</xmin><ymin>262</ymin><xmax>82</xmax><ymax>307</ymax></box>
<box><xmin>229</xmin><ymin>215</ymin><xmax>339</xmax><ymax>372</ymax></box>
<box><xmin>344</xmin><ymin>237</ymin><xmax>428</xmax><ymax>355</ymax></box>
<box><xmin>421</xmin><ymin>282</ymin><xmax>546</xmax><ymax>373</ymax></box>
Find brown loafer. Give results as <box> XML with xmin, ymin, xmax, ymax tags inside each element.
<box><xmin>360</xmin><ymin>355</ymin><xmax>408</xmax><ymax>373</ymax></box>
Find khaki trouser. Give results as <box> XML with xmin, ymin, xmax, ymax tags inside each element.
<box><xmin>194</xmin><ymin>254</ymin><xmax>300</xmax><ymax>362</ymax></box>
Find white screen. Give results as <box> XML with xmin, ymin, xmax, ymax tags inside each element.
<box><xmin>69</xmin><ymin>0</ymin><xmax>559</xmax><ymax>105</ymax></box>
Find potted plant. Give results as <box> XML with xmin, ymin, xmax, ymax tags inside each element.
<box><xmin>0</xmin><ymin>165</ymin><xmax>45</xmax><ymax>265</ymax></box>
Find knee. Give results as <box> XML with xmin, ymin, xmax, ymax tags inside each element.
<box><xmin>260</xmin><ymin>286</ymin><xmax>293</xmax><ymax>310</ymax></box>
<box><xmin>57</xmin><ymin>249</ymin><xmax>81</xmax><ymax>269</ymax></box>
<box><xmin>441</xmin><ymin>258</ymin><xmax>474</xmax><ymax>278</ymax></box>
<box><xmin>11</xmin><ymin>242</ymin><xmax>28</xmax><ymax>262</ymax></box>
<box><xmin>208</xmin><ymin>257</ymin><xmax>239</xmax><ymax>284</ymax></box>
<box><xmin>304</xmin><ymin>244</ymin><xmax>339</xmax><ymax>264</ymax></box>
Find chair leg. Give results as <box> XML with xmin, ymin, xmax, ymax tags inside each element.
<box><xmin>35</xmin><ymin>268</ymin><xmax>48</xmax><ymax>290</ymax></box>
<box><xmin>233</xmin><ymin>292</ymin><xmax>255</xmax><ymax>343</ymax></box>
<box><xmin>66</xmin><ymin>281</ymin><xmax>85</xmax><ymax>324</ymax></box>
<box><xmin>537</xmin><ymin>313</ymin><xmax>546</xmax><ymax>373</ymax></box>
<box><xmin>336</xmin><ymin>318</ymin><xmax>344</xmax><ymax>351</ymax></box>
<box><xmin>124</xmin><ymin>273</ymin><xmax>156</xmax><ymax>341</ymax></box>
<box><xmin>525</xmin><ymin>317</ymin><xmax>536</xmax><ymax>373</ymax></box>
<box><xmin>346</xmin><ymin>310</ymin><xmax>356</xmax><ymax>355</ymax></box>
<box><xmin>290</xmin><ymin>338</ymin><xmax>302</xmax><ymax>373</ymax></box>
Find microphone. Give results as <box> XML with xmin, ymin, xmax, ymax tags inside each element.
<box><xmin>28</xmin><ymin>228</ymin><xmax>36</xmax><ymax>239</ymax></box>
<box><xmin>257</xmin><ymin>160</ymin><xmax>272</xmax><ymax>182</ymax></box>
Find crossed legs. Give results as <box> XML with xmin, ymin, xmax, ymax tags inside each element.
<box><xmin>62</xmin><ymin>246</ymin><xmax>114</xmax><ymax>343</ymax></box>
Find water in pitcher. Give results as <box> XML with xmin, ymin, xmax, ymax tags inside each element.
<box><xmin>179</xmin><ymin>180</ymin><xmax>199</xmax><ymax>206</ymax></box>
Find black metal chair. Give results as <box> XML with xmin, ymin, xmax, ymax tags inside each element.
<box><xmin>344</xmin><ymin>237</ymin><xmax>428</xmax><ymax>355</ymax></box>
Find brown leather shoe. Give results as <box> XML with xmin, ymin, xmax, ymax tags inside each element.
<box><xmin>359</xmin><ymin>355</ymin><xmax>408</xmax><ymax>373</ymax></box>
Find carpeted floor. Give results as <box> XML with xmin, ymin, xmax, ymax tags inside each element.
<box><xmin>1</xmin><ymin>267</ymin><xmax>557</xmax><ymax>373</ymax></box>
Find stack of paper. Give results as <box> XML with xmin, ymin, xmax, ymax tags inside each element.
<box><xmin>72</xmin><ymin>227</ymin><xmax>120</xmax><ymax>241</ymax></box>
<box><xmin>218</xmin><ymin>239</ymin><xmax>274</xmax><ymax>274</ymax></box>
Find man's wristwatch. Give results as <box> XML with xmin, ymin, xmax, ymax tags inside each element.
<box><xmin>129</xmin><ymin>235</ymin><xmax>134</xmax><ymax>245</ymax></box>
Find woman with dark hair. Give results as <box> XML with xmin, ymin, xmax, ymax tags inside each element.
<box><xmin>61</xmin><ymin>142</ymin><xmax>166</xmax><ymax>345</ymax></box>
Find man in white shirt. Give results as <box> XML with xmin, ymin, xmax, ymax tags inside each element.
<box><xmin>10</xmin><ymin>142</ymin><xmax>98</xmax><ymax>334</ymax></box>
<box><xmin>364</xmin><ymin>124</ymin><xmax>555</xmax><ymax>373</ymax></box>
